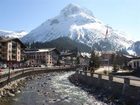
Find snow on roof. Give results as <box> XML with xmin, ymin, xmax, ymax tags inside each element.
<box><xmin>123</xmin><ymin>54</ymin><xmax>133</xmax><ymax>59</ymax></box>
<box><xmin>80</xmin><ymin>52</ymin><xmax>91</xmax><ymax>58</ymax></box>
<box><xmin>37</xmin><ymin>48</ymin><xmax>56</xmax><ymax>52</ymax></box>
<box><xmin>127</xmin><ymin>50</ymin><xmax>136</xmax><ymax>56</ymax></box>
<box><xmin>25</xmin><ymin>48</ymin><xmax>56</xmax><ymax>53</ymax></box>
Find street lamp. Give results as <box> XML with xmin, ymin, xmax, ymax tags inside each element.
<box><xmin>7</xmin><ymin>61</ymin><xmax>12</xmax><ymax>85</ymax></box>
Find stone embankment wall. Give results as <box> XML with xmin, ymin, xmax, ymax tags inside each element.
<box><xmin>0</xmin><ymin>66</ymin><xmax>76</xmax><ymax>98</ymax></box>
<box><xmin>0</xmin><ymin>66</ymin><xmax>76</xmax><ymax>88</ymax></box>
<box><xmin>70</xmin><ymin>71</ymin><xmax>140</xmax><ymax>104</ymax></box>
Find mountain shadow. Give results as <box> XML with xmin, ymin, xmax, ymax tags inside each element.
<box><xmin>26</xmin><ymin>37</ymin><xmax>91</xmax><ymax>52</ymax></box>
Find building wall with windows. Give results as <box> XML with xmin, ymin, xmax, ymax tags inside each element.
<box><xmin>0</xmin><ymin>38</ymin><xmax>25</xmax><ymax>66</ymax></box>
<box><xmin>24</xmin><ymin>48</ymin><xmax>59</xmax><ymax>67</ymax></box>
<box><xmin>7</xmin><ymin>41</ymin><xmax>12</xmax><ymax>61</ymax></box>
<box><xmin>128</xmin><ymin>59</ymin><xmax>140</xmax><ymax>70</ymax></box>
<box><xmin>99</xmin><ymin>51</ymin><xmax>115</xmax><ymax>66</ymax></box>
<box><xmin>16</xmin><ymin>43</ymin><xmax>21</xmax><ymax>61</ymax></box>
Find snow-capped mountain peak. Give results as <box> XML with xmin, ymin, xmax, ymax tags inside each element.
<box><xmin>22</xmin><ymin>3</ymin><xmax>133</xmax><ymax>52</ymax></box>
<box><xmin>60</xmin><ymin>3</ymin><xmax>94</xmax><ymax>17</ymax></box>
<box><xmin>0</xmin><ymin>30</ymin><xmax>27</xmax><ymax>38</ymax></box>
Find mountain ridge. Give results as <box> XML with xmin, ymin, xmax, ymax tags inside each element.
<box><xmin>0</xmin><ymin>30</ymin><xmax>27</xmax><ymax>38</ymax></box>
<box><xmin>22</xmin><ymin>3</ymin><xmax>133</xmax><ymax>52</ymax></box>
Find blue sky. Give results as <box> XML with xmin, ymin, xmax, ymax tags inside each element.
<box><xmin>0</xmin><ymin>0</ymin><xmax>140</xmax><ymax>41</ymax></box>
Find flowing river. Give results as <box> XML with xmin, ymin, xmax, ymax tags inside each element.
<box><xmin>0</xmin><ymin>72</ymin><xmax>107</xmax><ymax>105</ymax></box>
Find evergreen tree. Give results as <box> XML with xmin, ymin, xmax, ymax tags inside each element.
<box><xmin>76</xmin><ymin>56</ymin><xmax>80</xmax><ymax>65</ymax></box>
<box><xmin>56</xmin><ymin>58</ymin><xmax>61</xmax><ymax>66</ymax></box>
<box><xmin>89</xmin><ymin>50</ymin><xmax>100</xmax><ymax>68</ymax></box>
<box><xmin>112</xmin><ymin>54</ymin><xmax>118</xmax><ymax>72</ymax></box>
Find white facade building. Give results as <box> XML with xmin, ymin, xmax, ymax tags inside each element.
<box><xmin>128</xmin><ymin>59</ymin><xmax>140</xmax><ymax>69</ymax></box>
<box><xmin>24</xmin><ymin>48</ymin><xmax>60</xmax><ymax>67</ymax></box>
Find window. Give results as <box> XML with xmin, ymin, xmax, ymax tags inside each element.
<box><xmin>9</xmin><ymin>44</ymin><xmax>11</xmax><ymax>48</ymax></box>
<box><xmin>134</xmin><ymin>62</ymin><xmax>136</xmax><ymax>68</ymax></box>
<box><xmin>137</xmin><ymin>61</ymin><xmax>139</xmax><ymax>68</ymax></box>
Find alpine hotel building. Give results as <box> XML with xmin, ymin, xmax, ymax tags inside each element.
<box><xmin>0</xmin><ymin>38</ymin><xmax>26</xmax><ymax>67</ymax></box>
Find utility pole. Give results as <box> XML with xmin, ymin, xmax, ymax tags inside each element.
<box><xmin>7</xmin><ymin>62</ymin><xmax>11</xmax><ymax>85</ymax></box>
<box><xmin>105</xmin><ymin>25</ymin><xmax>109</xmax><ymax>39</ymax></box>
<box><xmin>105</xmin><ymin>25</ymin><xmax>110</xmax><ymax>72</ymax></box>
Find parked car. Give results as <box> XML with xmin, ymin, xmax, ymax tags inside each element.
<box><xmin>40</xmin><ymin>65</ymin><xmax>46</xmax><ymax>68</ymax></box>
<box><xmin>0</xmin><ymin>64</ymin><xmax>7</xmax><ymax>69</ymax></box>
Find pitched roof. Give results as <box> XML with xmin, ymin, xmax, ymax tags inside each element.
<box><xmin>0</xmin><ymin>38</ymin><xmax>26</xmax><ymax>48</ymax></box>
<box><xmin>24</xmin><ymin>48</ymin><xmax>60</xmax><ymax>54</ymax></box>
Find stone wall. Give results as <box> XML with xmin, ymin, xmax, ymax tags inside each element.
<box><xmin>0</xmin><ymin>67</ymin><xmax>76</xmax><ymax>88</ymax></box>
<box><xmin>0</xmin><ymin>66</ymin><xmax>76</xmax><ymax>98</ymax></box>
<box><xmin>70</xmin><ymin>71</ymin><xmax>140</xmax><ymax>104</ymax></box>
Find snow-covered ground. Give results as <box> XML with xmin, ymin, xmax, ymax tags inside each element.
<box><xmin>95</xmin><ymin>66</ymin><xmax>113</xmax><ymax>74</ymax></box>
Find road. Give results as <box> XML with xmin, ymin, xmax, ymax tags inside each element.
<box><xmin>94</xmin><ymin>66</ymin><xmax>140</xmax><ymax>80</ymax></box>
<box><xmin>95</xmin><ymin>66</ymin><xmax>113</xmax><ymax>74</ymax></box>
<box><xmin>115</xmin><ymin>75</ymin><xmax>140</xmax><ymax>80</ymax></box>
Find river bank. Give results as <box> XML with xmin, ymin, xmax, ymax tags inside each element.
<box><xmin>0</xmin><ymin>66</ymin><xmax>76</xmax><ymax>100</ymax></box>
<box><xmin>0</xmin><ymin>77</ymin><xmax>27</xmax><ymax>98</ymax></box>
<box><xmin>0</xmin><ymin>71</ymin><xmax>107</xmax><ymax>105</ymax></box>
<box><xmin>69</xmin><ymin>72</ymin><xmax>140</xmax><ymax>105</ymax></box>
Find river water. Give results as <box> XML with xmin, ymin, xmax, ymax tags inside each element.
<box><xmin>0</xmin><ymin>72</ymin><xmax>107</xmax><ymax>105</ymax></box>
